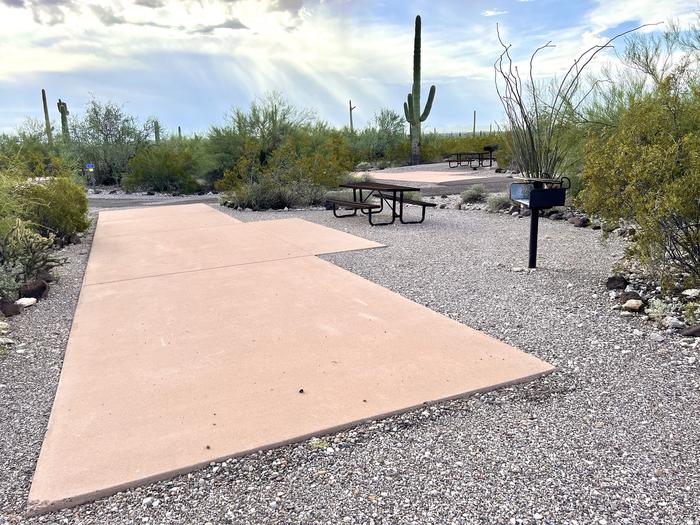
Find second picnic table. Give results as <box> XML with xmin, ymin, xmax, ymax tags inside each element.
<box><xmin>326</xmin><ymin>181</ymin><xmax>436</xmax><ymax>226</ymax></box>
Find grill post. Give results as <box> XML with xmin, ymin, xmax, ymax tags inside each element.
<box><xmin>528</xmin><ymin>208</ymin><xmax>539</xmax><ymax>268</ymax></box>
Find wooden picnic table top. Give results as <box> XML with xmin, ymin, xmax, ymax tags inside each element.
<box><xmin>340</xmin><ymin>181</ymin><xmax>421</xmax><ymax>192</ymax></box>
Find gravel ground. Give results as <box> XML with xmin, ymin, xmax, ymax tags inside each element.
<box><xmin>1</xmin><ymin>204</ymin><xmax>699</xmax><ymax>525</ymax></box>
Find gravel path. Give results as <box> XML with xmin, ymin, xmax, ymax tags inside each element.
<box><xmin>2</xmin><ymin>205</ymin><xmax>698</xmax><ymax>525</ymax></box>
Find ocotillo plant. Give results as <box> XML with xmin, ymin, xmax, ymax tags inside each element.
<box><xmin>57</xmin><ymin>99</ymin><xmax>69</xmax><ymax>142</ymax></box>
<box><xmin>403</xmin><ymin>15</ymin><xmax>436</xmax><ymax>165</ymax></box>
<box><xmin>41</xmin><ymin>89</ymin><xmax>53</xmax><ymax>147</ymax></box>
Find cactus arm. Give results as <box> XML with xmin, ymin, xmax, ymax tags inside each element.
<box><xmin>420</xmin><ymin>85</ymin><xmax>436</xmax><ymax>122</ymax></box>
<box><xmin>403</xmin><ymin>100</ymin><xmax>410</xmax><ymax>122</ymax></box>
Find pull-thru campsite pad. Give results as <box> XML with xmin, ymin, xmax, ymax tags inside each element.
<box><xmin>29</xmin><ymin>203</ymin><xmax>554</xmax><ymax>514</ymax></box>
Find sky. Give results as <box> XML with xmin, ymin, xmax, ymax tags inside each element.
<box><xmin>0</xmin><ymin>0</ymin><xmax>698</xmax><ymax>135</ymax></box>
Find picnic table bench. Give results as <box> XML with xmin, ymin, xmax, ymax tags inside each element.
<box><xmin>444</xmin><ymin>150</ymin><xmax>494</xmax><ymax>168</ymax></box>
<box><xmin>326</xmin><ymin>181</ymin><xmax>435</xmax><ymax>225</ymax></box>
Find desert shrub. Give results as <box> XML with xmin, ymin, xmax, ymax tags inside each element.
<box><xmin>486</xmin><ymin>193</ymin><xmax>512</xmax><ymax>212</ymax></box>
<box><xmin>124</xmin><ymin>139</ymin><xmax>205</xmax><ymax>193</ymax></box>
<box><xmin>217</xmin><ymin>111</ymin><xmax>353</xmax><ymax>210</ymax></box>
<box><xmin>70</xmin><ymin>98</ymin><xmax>154</xmax><ymax>185</ymax></box>
<box><xmin>0</xmin><ymin>219</ymin><xmax>62</xmax><ymax>294</ymax></box>
<box><xmin>578</xmin><ymin>73</ymin><xmax>700</xmax><ymax>284</ymax></box>
<box><xmin>22</xmin><ymin>177</ymin><xmax>89</xmax><ymax>240</ymax></box>
<box><xmin>460</xmin><ymin>184</ymin><xmax>487</xmax><ymax>203</ymax></box>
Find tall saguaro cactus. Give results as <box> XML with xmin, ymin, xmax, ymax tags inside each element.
<box><xmin>41</xmin><ymin>89</ymin><xmax>53</xmax><ymax>147</ymax></box>
<box><xmin>403</xmin><ymin>15</ymin><xmax>436</xmax><ymax>165</ymax></box>
<box><xmin>57</xmin><ymin>99</ymin><xmax>70</xmax><ymax>142</ymax></box>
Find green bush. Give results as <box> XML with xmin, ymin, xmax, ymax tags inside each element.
<box><xmin>22</xmin><ymin>177</ymin><xmax>89</xmax><ymax>241</ymax></box>
<box><xmin>578</xmin><ymin>74</ymin><xmax>700</xmax><ymax>284</ymax></box>
<box><xmin>460</xmin><ymin>184</ymin><xmax>487</xmax><ymax>203</ymax></box>
<box><xmin>124</xmin><ymin>139</ymin><xmax>204</xmax><ymax>194</ymax></box>
<box><xmin>486</xmin><ymin>193</ymin><xmax>512</xmax><ymax>212</ymax></box>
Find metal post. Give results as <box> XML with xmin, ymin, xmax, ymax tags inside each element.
<box><xmin>528</xmin><ymin>209</ymin><xmax>539</xmax><ymax>268</ymax></box>
<box><xmin>528</xmin><ymin>180</ymin><xmax>543</xmax><ymax>268</ymax></box>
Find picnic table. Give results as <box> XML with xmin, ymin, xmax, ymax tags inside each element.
<box><xmin>326</xmin><ymin>181</ymin><xmax>436</xmax><ymax>225</ymax></box>
<box><xmin>445</xmin><ymin>151</ymin><xmax>493</xmax><ymax>168</ymax></box>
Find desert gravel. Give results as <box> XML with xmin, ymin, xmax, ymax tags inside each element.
<box><xmin>1</xmin><ymin>203</ymin><xmax>699</xmax><ymax>525</ymax></box>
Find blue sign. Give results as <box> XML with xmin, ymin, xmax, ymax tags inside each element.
<box><xmin>86</xmin><ymin>163</ymin><xmax>94</xmax><ymax>169</ymax></box>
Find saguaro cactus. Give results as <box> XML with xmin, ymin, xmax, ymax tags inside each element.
<box><xmin>154</xmin><ymin>120</ymin><xmax>161</xmax><ymax>143</ymax></box>
<box><xmin>57</xmin><ymin>99</ymin><xmax>69</xmax><ymax>142</ymax></box>
<box><xmin>41</xmin><ymin>89</ymin><xmax>53</xmax><ymax>147</ymax></box>
<box><xmin>403</xmin><ymin>15</ymin><xmax>436</xmax><ymax>165</ymax></box>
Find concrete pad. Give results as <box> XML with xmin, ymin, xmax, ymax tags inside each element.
<box><xmin>96</xmin><ymin>203</ymin><xmax>241</xmax><ymax>238</ymax></box>
<box><xmin>248</xmin><ymin>218</ymin><xmax>383</xmax><ymax>255</ymax></box>
<box><xmin>97</xmin><ymin>203</ymin><xmax>232</xmax><ymax>223</ymax></box>
<box><xmin>83</xmin><ymin>222</ymin><xmax>310</xmax><ymax>285</ymax></box>
<box><xmin>29</xmin><ymin>256</ymin><xmax>553</xmax><ymax>514</ymax></box>
<box><xmin>85</xmin><ymin>215</ymin><xmax>383</xmax><ymax>285</ymax></box>
<box><xmin>369</xmin><ymin>170</ymin><xmax>486</xmax><ymax>184</ymax></box>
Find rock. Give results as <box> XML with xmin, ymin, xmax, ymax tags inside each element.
<box><xmin>622</xmin><ymin>299</ymin><xmax>644</xmax><ymax>312</ymax></box>
<box><xmin>681</xmin><ymin>288</ymin><xmax>700</xmax><ymax>299</ymax></box>
<box><xmin>511</xmin><ymin>267</ymin><xmax>526</xmax><ymax>272</ymax></box>
<box><xmin>244</xmin><ymin>207</ymin><xmax>253</xmax><ymax>212</ymax></box>
<box><xmin>146</xmin><ymin>191</ymin><xmax>155</xmax><ymax>196</ymax></box>
<box><xmin>606</xmin><ymin>275</ymin><xmax>629</xmax><ymax>290</ymax></box>
<box><xmin>0</xmin><ymin>302</ymin><xmax>21</xmax><ymax>317</ymax></box>
<box><xmin>519</xmin><ymin>209</ymin><xmax>531</xmax><ymax>217</ymax></box>
<box><xmin>0</xmin><ymin>321</ymin><xmax>9</xmax><ymax>332</ymax></box>
<box><xmin>142</xmin><ymin>496</ymin><xmax>155</xmax><ymax>507</ymax></box>
<box><xmin>562</xmin><ymin>212</ymin><xmax>574</xmax><ymax>220</ymax></box>
<box><xmin>650</xmin><ymin>333</ymin><xmax>665</xmax><ymax>343</ymax></box>
<box><xmin>93</xmin><ymin>189</ymin><xmax>102</xmax><ymax>194</ymax></box>
<box><xmin>109</xmin><ymin>189</ymin><xmax>118</xmax><ymax>194</ymax></box>
<box><xmin>662</xmin><ymin>316</ymin><xmax>685</xmax><ymax>330</ymax></box>
<box><xmin>0</xmin><ymin>336</ymin><xmax>15</xmax><ymax>346</ymax></box>
<box><xmin>591</xmin><ymin>223</ymin><xmax>601</xmax><ymax>230</ymax></box>
<box><xmin>633</xmin><ymin>328</ymin><xmax>643</xmax><ymax>336</ymax></box>
<box><xmin>681</xmin><ymin>324</ymin><xmax>700</xmax><ymax>337</ymax></box>
<box><xmin>36</xmin><ymin>270</ymin><xmax>54</xmax><ymax>283</ymax></box>
<box><xmin>15</xmin><ymin>297</ymin><xmax>37</xmax><ymax>308</ymax></box>
<box><xmin>439</xmin><ymin>203</ymin><xmax>446</xmax><ymax>209</ymax></box>
<box><xmin>549</xmin><ymin>213</ymin><xmax>563</xmax><ymax>220</ymax></box>
<box><xmin>495</xmin><ymin>167</ymin><xmax>505</xmax><ymax>173</ymax></box>
<box><xmin>19</xmin><ymin>279</ymin><xmax>49</xmax><ymax>300</ymax></box>
<box><xmin>69</xmin><ymin>233</ymin><xmax>81</xmax><ymax>244</ymax></box>
<box><xmin>602</xmin><ymin>222</ymin><xmax>618</xmax><ymax>233</ymax></box>
<box><xmin>619</xmin><ymin>291</ymin><xmax>643</xmax><ymax>304</ymax></box>
<box><xmin>568</xmin><ymin>216</ymin><xmax>590</xmax><ymax>227</ymax></box>
<box><xmin>440</xmin><ymin>194</ymin><xmax>448</xmax><ymax>199</ymax></box>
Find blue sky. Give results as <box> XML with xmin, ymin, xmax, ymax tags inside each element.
<box><xmin>0</xmin><ymin>0</ymin><xmax>698</xmax><ymax>135</ymax></box>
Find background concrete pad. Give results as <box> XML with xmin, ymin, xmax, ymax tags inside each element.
<box><xmin>367</xmin><ymin>171</ymin><xmax>485</xmax><ymax>184</ymax></box>
<box><xmin>29</xmin><ymin>256</ymin><xmax>553</xmax><ymax>514</ymax></box>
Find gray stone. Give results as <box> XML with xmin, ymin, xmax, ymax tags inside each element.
<box><xmin>681</xmin><ymin>324</ymin><xmax>700</xmax><ymax>337</ymax></box>
<box><xmin>622</xmin><ymin>299</ymin><xmax>644</xmax><ymax>312</ymax></box>
<box><xmin>15</xmin><ymin>297</ymin><xmax>37</xmax><ymax>308</ymax></box>
<box><xmin>606</xmin><ymin>275</ymin><xmax>629</xmax><ymax>290</ymax></box>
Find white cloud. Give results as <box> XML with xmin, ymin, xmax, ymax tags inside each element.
<box><xmin>482</xmin><ymin>9</ymin><xmax>508</xmax><ymax>17</ymax></box>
